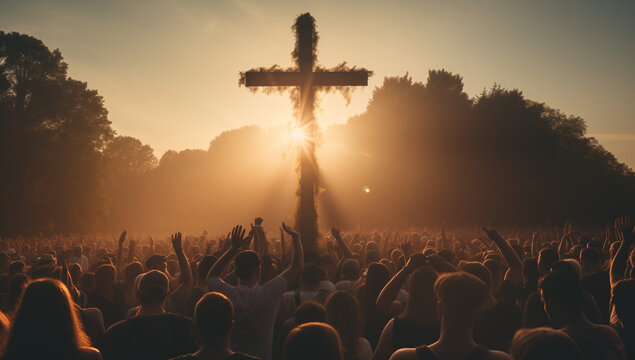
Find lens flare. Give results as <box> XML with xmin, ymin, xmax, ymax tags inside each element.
<box><xmin>363</xmin><ymin>186</ymin><xmax>370</xmax><ymax>193</ymax></box>
<box><xmin>291</xmin><ymin>127</ymin><xmax>306</xmax><ymax>143</ymax></box>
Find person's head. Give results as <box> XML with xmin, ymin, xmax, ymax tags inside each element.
<box><xmin>402</xmin><ymin>266</ymin><xmax>438</xmax><ymax>325</ymax></box>
<box><xmin>538</xmin><ymin>248</ymin><xmax>559</xmax><ymax>278</ymax></box>
<box><xmin>539</xmin><ymin>270</ymin><xmax>584</xmax><ymax>327</ymax></box>
<box><xmin>234</xmin><ymin>250</ymin><xmax>261</xmax><ymax>286</ymax></box>
<box><xmin>284</xmin><ymin>322</ymin><xmax>343</xmax><ymax>360</ymax></box>
<box><xmin>124</xmin><ymin>261</ymin><xmax>143</xmax><ymax>285</ymax></box>
<box><xmin>300</xmin><ymin>264</ymin><xmax>323</xmax><ymax>291</ymax></box>
<box><xmin>4</xmin><ymin>279</ymin><xmax>90</xmax><ymax>360</ymax></box>
<box><xmin>364</xmin><ymin>262</ymin><xmax>390</xmax><ymax>301</ymax></box>
<box><xmin>522</xmin><ymin>258</ymin><xmax>539</xmax><ymax>284</ymax></box>
<box><xmin>7</xmin><ymin>273</ymin><xmax>28</xmax><ymax>313</ymax></box>
<box><xmin>438</xmin><ymin>249</ymin><xmax>456</xmax><ymax>266</ymax></box>
<box><xmin>196</xmin><ymin>255</ymin><xmax>218</xmax><ymax>283</ymax></box>
<box><xmin>72</xmin><ymin>246</ymin><xmax>82</xmax><ymax>258</ymax></box>
<box><xmin>340</xmin><ymin>259</ymin><xmax>360</xmax><ymax>281</ymax></box>
<box><xmin>79</xmin><ymin>272</ymin><xmax>94</xmax><ymax>293</ymax></box>
<box><xmin>136</xmin><ymin>270</ymin><xmax>169</xmax><ymax>307</ymax></box>
<box><xmin>67</xmin><ymin>263</ymin><xmax>82</xmax><ymax>286</ymax></box>
<box><xmin>8</xmin><ymin>261</ymin><xmax>24</xmax><ymax>278</ymax></box>
<box><xmin>435</xmin><ymin>272</ymin><xmax>491</xmax><ymax>328</ymax></box>
<box><xmin>612</xmin><ymin>279</ymin><xmax>635</xmax><ymax>329</ymax></box>
<box><xmin>579</xmin><ymin>248</ymin><xmax>601</xmax><ymax>274</ymax></box>
<box><xmin>294</xmin><ymin>301</ymin><xmax>327</xmax><ymax>324</ymax></box>
<box><xmin>94</xmin><ymin>264</ymin><xmax>116</xmax><ymax>290</ymax></box>
<box><xmin>458</xmin><ymin>261</ymin><xmax>492</xmax><ymax>290</ymax></box>
<box><xmin>510</xmin><ymin>327</ymin><xmax>581</xmax><ymax>360</ymax></box>
<box><xmin>145</xmin><ymin>254</ymin><xmax>168</xmax><ymax>273</ymax></box>
<box><xmin>550</xmin><ymin>260</ymin><xmax>582</xmax><ymax>280</ymax></box>
<box><xmin>325</xmin><ymin>291</ymin><xmax>362</xmax><ymax>359</ymax></box>
<box><xmin>194</xmin><ymin>292</ymin><xmax>234</xmax><ymax>345</ymax></box>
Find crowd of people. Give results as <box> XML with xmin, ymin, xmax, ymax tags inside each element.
<box><xmin>0</xmin><ymin>216</ymin><xmax>632</xmax><ymax>360</ymax></box>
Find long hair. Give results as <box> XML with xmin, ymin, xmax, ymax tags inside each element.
<box><xmin>400</xmin><ymin>266</ymin><xmax>438</xmax><ymax>326</ymax></box>
<box><xmin>326</xmin><ymin>291</ymin><xmax>363</xmax><ymax>360</ymax></box>
<box><xmin>3</xmin><ymin>279</ymin><xmax>90</xmax><ymax>360</ymax></box>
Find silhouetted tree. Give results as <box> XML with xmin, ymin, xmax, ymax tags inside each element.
<box><xmin>0</xmin><ymin>31</ymin><xmax>113</xmax><ymax>234</ymax></box>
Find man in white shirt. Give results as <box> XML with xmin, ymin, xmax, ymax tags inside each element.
<box><xmin>207</xmin><ymin>224</ymin><xmax>304</xmax><ymax>360</ymax></box>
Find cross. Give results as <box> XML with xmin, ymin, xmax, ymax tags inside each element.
<box><xmin>241</xmin><ymin>13</ymin><xmax>370</xmax><ymax>255</ymax></box>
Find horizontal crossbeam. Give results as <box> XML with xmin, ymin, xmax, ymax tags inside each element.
<box><xmin>244</xmin><ymin>71</ymin><xmax>368</xmax><ymax>87</ymax></box>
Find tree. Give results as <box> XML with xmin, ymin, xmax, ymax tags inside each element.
<box><xmin>0</xmin><ymin>31</ymin><xmax>113</xmax><ymax>234</ymax></box>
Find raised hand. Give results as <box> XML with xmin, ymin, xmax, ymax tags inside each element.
<box><xmin>404</xmin><ymin>253</ymin><xmax>428</xmax><ymax>272</ymax></box>
<box><xmin>614</xmin><ymin>216</ymin><xmax>633</xmax><ymax>243</ymax></box>
<box><xmin>331</xmin><ymin>227</ymin><xmax>342</xmax><ymax>240</ymax></box>
<box><xmin>282</xmin><ymin>222</ymin><xmax>300</xmax><ymax>240</ymax></box>
<box><xmin>482</xmin><ymin>227</ymin><xmax>504</xmax><ymax>243</ymax></box>
<box><xmin>118</xmin><ymin>230</ymin><xmax>127</xmax><ymax>246</ymax></box>
<box><xmin>230</xmin><ymin>225</ymin><xmax>247</xmax><ymax>250</ymax></box>
<box><xmin>171</xmin><ymin>232</ymin><xmax>183</xmax><ymax>253</ymax></box>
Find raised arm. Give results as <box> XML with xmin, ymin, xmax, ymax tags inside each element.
<box><xmin>280</xmin><ymin>223</ymin><xmax>304</xmax><ymax>285</ymax></box>
<box><xmin>116</xmin><ymin>230</ymin><xmax>127</xmax><ymax>270</ymax></box>
<box><xmin>172</xmin><ymin>232</ymin><xmax>193</xmax><ymax>289</ymax></box>
<box><xmin>611</xmin><ymin>216</ymin><xmax>633</xmax><ymax>288</ymax></box>
<box><xmin>531</xmin><ymin>232</ymin><xmax>539</xmax><ymax>258</ymax></box>
<box><xmin>482</xmin><ymin>227</ymin><xmax>522</xmax><ymax>288</ymax></box>
<box><xmin>376</xmin><ymin>254</ymin><xmax>426</xmax><ymax>314</ymax></box>
<box><xmin>207</xmin><ymin>225</ymin><xmax>247</xmax><ymax>280</ymax></box>
<box><xmin>332</xmin><ymin>227</ymin><xmax>353</xmax><ymax>259</ymax></box>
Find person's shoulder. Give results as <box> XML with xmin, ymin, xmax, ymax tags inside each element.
<box><xmin>104</xmin><ymin>317</ymin><xmax>130</xmax><ymax>334</ymax></box>
<box><xmin>78</xmin><ymin>346</ymin><xmax>102</xmax><ymax>360</ymax></box>
<box><xmin>486</xmin><ymin>350</ymin><xmax>512</xmax><ymax>360</ymax></box>
<box><xmin>168</xmin><ymin>354</ymin><xmax>196</xmax><ymax>360</ymax></box>
<box><xmin>164</xmin><ymin>312</ymin><xmax>195</xmax><ymax>324</ymax></box>
<box><xmin>389</xmin><ymin>348</ymin><xmax>418</xmax><ymax>360</ymax></box>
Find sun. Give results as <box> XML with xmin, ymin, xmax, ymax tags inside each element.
<box><xmin>290</xmin><ymin>127</ymin><xmax>307</xmax><ymax>143</ymax></box>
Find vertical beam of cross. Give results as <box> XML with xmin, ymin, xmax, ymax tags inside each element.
<box><xmin>241</xmin><ymin>13</ymin><xmax>369</xmax><ymax>255</ymax></box>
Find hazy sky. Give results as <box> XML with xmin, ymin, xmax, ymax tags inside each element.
<box><xmin>2</xmin><ymin>0</ymin><xmax>634</xmax><ymax>167</ymax></box>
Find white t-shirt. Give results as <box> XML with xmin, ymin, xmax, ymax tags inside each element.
<box><xmin>208</xmin><ymin>274</ymin><xmax>288</xmax><ymax>360</ymax></box>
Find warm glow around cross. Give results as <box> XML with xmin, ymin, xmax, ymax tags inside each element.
<box><xmin>290</xmin><ymin>127</ymin><xmax>307</xmax><ymax>144</ymax></box>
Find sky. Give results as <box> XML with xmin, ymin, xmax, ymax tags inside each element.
<box><xmin>1</xmin><ymin>0</ymin><xmax>634</xmax><ymax>167</ymax></box>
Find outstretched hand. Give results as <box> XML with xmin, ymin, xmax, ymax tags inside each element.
<box><xmin>614</xmin><ymin>216</ymin><xmax>633</xmax><ymax>243</ymax></box>
<box><xmin>171</xmin><ymin>232</ymin><xmax>182</xmax><ymax>253</ymax></box>
<box><xmin>482</xmin><ymin>227</ymin><xmax>504</xmax><ymax>243</ymax></box>
<box><xmin>331</xmin><ymin>227</ymin><xmax>342</xmax><ymax>240</ymax></box>
<box><xmin>118</xmin><ymin>230</ymin><xmax>127</xmax><ymax>246</ymax></box>
<box><xmin>282</xmin><ymin>223</ymin><xmax>300</xmax><ymax>240</ymax></box>
<box><xmin>230</xmin><ymin>225</ymin><xmax>248</xmax><ymax>250</ymax></box>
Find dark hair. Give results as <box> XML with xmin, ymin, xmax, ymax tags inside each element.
<box><xmin>325</xmin><ymin>291</ymin><xmax>362</xmax><ymax>360</ymax></box>
<box><xmin>341</xmin><ymin>259</ymin><xmax>360</xmax><ymax>280</ymax></box>
<box><xmin>7</xmin><ymin>273</ymin><xmax>28</xmax><ymax>313</ymax></box>
<box><xmin>194</xmin><ymin>292</ymin><xmax>234</xmax><ymax>341</ymax></box>
<box><xmin>124</xmin><ymin>262</ymin><xmax>143</xmax><ymax>284</ymax></box>
<box><xmin>196</xmin><ymin>256</ymin><xmax>218</xmax><ymax>280</ymax></box>
<box><xmin>301</xmin><ymin>264</ymin><xmax>324</xmax><ymax>287</ymax></box>
<box><xmin>3</xmin><ymin>279</ymin><xmax>90</xmax><ymax>360</ymax></box>
<box><xmin>284</xmin><ymin>322</ymin><xmax>343</xmax><ymax>360</ymax></box>
<box><xmin>612</xmin><ymin>279</ymin><xmax>635</xmax><ymax>326</ymax></box>
<box><xmin>94</xmin><ymin>264</ymin><xmax>116</xmax><ymax>291</ymax></box>
<box><xmin>510</xmin><ymin>327</ymin><xmax>581</xmax><ymax>360</ymax></box>
<box><xmin>522</xmin><ymin>258</ymin><xmax>538</xmax><ymax>281</ymax></box>
<box><xmin>435</xmin><ymin>272</ymin><xmax>491</xmax><ymax>324</ymax></box>
<box><xmin>539</xmin><ymin>270</ymin><xmax>583</xmax><ymax>311</ymax></box>
<box><xmin>401</xmin><ymin>266</ymin><xmax>438</xmax><ymax>326</ymax></box>
<box><xmin>579</xmin><ymin>248</ymin><xmax>601</xmax><ymax>269</ymax></box>
<box><xmin>234</xmin><ymin>250</ymin><xmax>261</xmax><ymax>279</ymax></box>
<box><xmin>458</xmin><ymin>261</ymin><xmax>492</xmax><ymax>290</ymax></box>
<box><xmin>8</xmin><ymin>261</ymin><xmax>24</xmax><ymax>277</ymax></box>
<box><xmin>294</xmin><ymin>301</ymin><xmax>327</xmax><ymax>324</ymax></box>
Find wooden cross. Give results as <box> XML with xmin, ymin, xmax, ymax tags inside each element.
<box><xmin>241</xmin><ymin>13</ymin><xmax>369</xmax><ymax>254</ymax></box>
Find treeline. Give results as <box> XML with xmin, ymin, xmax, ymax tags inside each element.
<box><xmin>1</xmin><ymin>31</ymin><xmax>633</xmax><ymax>235</ymax></box>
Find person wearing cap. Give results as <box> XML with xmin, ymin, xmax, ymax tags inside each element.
<box><xmin>101</xmin><ymin>268</ymin><xmax>197</xmax><ymax>360</ymax></box>
<box><xmin>169</xmin><ymin>292</ymin><xmax>260</xmax><ymax>360</ymax></box>
<box><xmin>206</xmin><ymin>223</ymin><xmax>304</xmax><ymax>360</ymax></box>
